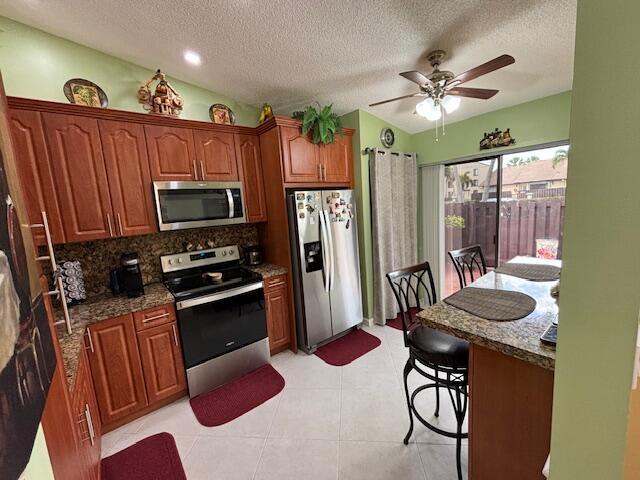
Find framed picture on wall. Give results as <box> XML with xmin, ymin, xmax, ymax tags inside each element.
<box><xmin>0</xmin><ymin>74</ymin><xmax>57</xmax><ymax>480</ymax></box>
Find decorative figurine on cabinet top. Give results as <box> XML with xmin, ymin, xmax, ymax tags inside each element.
<box><xmin>137</xmin><ymin>69</ymin><xmax>184</xmax><ymax>117</ymax></box>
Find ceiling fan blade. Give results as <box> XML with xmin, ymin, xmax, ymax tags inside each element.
<box><xmin>450</xmin><ymin>54</ymin><xmax>515</xmax><ymax>85</ymax></box>
<box><xmin>369</xmin><ymin>93</ymin><xmax>422</xmax><ymax>107</ymax></box>
<box><xmin>447</xmin><ymin>87</ymin><xmax>499</xmax><ymax>99</ymax></box>
<box><xmin>399</xmin><ymin>71</ymin><xmax>434</xmax><ymax>88</ymax></box>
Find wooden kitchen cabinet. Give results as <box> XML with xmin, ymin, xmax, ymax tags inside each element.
<box><xmin>279</xmin><ymin>125</ymin><xmax>353</xmax><ymax>186</ymax></box>
<box><xmin>194</xmin><ymin>130</ymin><xmax>238</xmax><ymax>181</ymax></box>
<box><xmin>8</xmin><ymin>109</ymin><xmax>66</xmax><ymax>245</ymax></box>
<box><xmin>99</xmin><ymin>120</ymin><xmax>158</xmax><ymax>237</ymax></box>
<box><xmin>235</xmin><ymin>133</ymin><xmax>267</xmax><ymax>222</ymax></box>
<box><xmin>137</xmin><ymin>322</ymin><xmax>187</xmax><ymax>404</ymax></box>
<box><xmin>145</xmin><ymin>124</ymin><xmax>197</xmax><ymax>181</ymax></box>
<box><xmin>72</xmin><ymin>347</ymin><xmax>101</xmax><ymax>480</ymax></box>
<box><xmin>265</xmin><ymin>275</ymin><xmax>291</xmax><ymax>353</ymax></box>
<box><xmin>41</xmin><ymin>113</ymin><xmax>114</xmax><ymax>242</ymax></box>
<box><xmin>280</xmin><ymin>126</ymin><xmax>322</xmax><ymax>184</ymax></box>
<box><xmin>86</xmin><ymin>313</ymin><xmax>148</xmax><ymax>426</ymax></box>
<box><xmin>321</xmin><ymin>133</ymin><xmax>353</xmax><ymax>184</ymax></box>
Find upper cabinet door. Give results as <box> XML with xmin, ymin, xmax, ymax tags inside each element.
<box><xmin>144</xmin><ymin>125</ymin><xmax>196</xmax><ymax>181</ymax></box>
<box><xmin>280</xmin><ymin>126</ymin><xmax>321</xmax><ymax>184</ymax></box>
<box><xmin>8</xmin><ymin>109</ymin><xmax>66</xmax><ymax>245</ymax></box>
<box><xmin>235</xmin><ymin>134</ymin><xmax>267</xmax><ymax>222</ymax></box>
<box><xmin>99</xmin><ymin>120</ymin><xmax>158</xmax><ymax>237</ymax></box>
<box><xmin>322</xmin><ymin>133</ymin><xmax>353</xmax><ymax>185</ymax></box>
<box><xmin>193</xmin><ymin>130</ymin><xmax>238</xmax><ymax>181</ymax></box>
<box><xmin>42</xmin><ymin>113</ymin><xmax>114</xmax><ymax>243</ymax></box>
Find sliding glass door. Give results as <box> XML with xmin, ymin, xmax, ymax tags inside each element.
<box><xmin>443</xmin><ymin>158</ymin><xmax>498</xmax><ymax>296</ymax></box>
<box><xmin>499</xmin><ymin>146</ymin><xmax>568</xmax><ymax>263</ymax></box>
<box><xmin>441</xmin><ymin>145</ymin><xmax>568</xmax><ymax>296</ymax></box>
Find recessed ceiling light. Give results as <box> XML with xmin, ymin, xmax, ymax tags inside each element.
<box><xmin>183</xmin><ymin>50</ymin><xmax>202</xmax><ymax>66</ymax></box>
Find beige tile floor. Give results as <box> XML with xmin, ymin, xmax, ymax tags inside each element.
<box><xmin>101</xmin><ymin>324</ymin><xmax>468</xmax><ymax>480</ymax></box>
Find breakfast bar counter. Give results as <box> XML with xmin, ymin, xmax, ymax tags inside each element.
<box><xmin>416</xmin><ymin>257</ymin><xmax>559</xmax><ymax>480</ymax></box>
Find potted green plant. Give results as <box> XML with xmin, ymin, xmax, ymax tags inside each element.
<box><xmin>292</xmin><ymin>103</ymin><xmax>342</xmax><ymax>144</ymax></box>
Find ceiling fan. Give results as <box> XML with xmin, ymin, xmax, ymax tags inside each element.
<box><xmin>370</xmin><ymin>50</ymin><xmax>515</xmax><ymax>121</ymax></box>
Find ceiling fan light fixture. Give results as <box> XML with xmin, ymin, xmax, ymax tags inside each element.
<box><xmin>442</xmin><ymin>95</ymin><xmax>461</xmax><ymax>114</ymax></box>
<box><xmin>416</xmin><ymin>97</ymin><xmax>441</xmax><ymax>121</ymax></box>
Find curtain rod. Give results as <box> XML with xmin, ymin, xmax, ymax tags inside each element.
<box><xmin>363</xmin><ymin>147</ymin><xmax>414</xmax><ymax>157</ymax></box>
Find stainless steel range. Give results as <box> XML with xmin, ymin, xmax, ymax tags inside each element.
<box><xmin>161</xmin><ymin>245</ymin><xmax>269</xmax><ymax>398</ymax></box>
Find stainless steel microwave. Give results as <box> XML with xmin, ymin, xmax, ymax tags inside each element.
<box><xmin>153</xmin><ymin>181</ymin><xmax>246</xmax><ymax>231</ymax></box>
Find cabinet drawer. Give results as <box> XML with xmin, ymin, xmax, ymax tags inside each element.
<box><xmin>264</xmin><ymin>275</ymin><xmax>287</xmax><ymax>291</ymax></box>
<box><xmin>133</xmin><ymin>304</ymin><xmax>176</xmax><ymax>331</ymax></box>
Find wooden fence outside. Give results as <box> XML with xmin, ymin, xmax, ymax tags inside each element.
<box><xmin>445</xmin><ymin>197</ymin><xmax>565</xmax><ymax>267</ymax></box>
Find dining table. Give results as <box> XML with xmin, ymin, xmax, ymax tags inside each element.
<box><xmin>416</xmin><ymin>256</ymin><xmax>560</xmax><ymax>480</ymax></box>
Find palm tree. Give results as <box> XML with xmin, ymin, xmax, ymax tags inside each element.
<box><xmin>459</xmin><ymin>171</ymin><xmax>473</xmax><ymax>190</ymax></box>
<box><xmin>552</xmin><ymin>149</ymin><xmax>568</xmax><ymax>169</ymax></box>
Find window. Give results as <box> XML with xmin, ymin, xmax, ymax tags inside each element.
<box><xmin>530</xmin><ymin>182</ymin><xmax>548</xmax><ymax>190</ymax></box>
<box><xmin>472</xmin><ymin>179</ymin><xmax>479</xmax><ymax>186</ymax></box>
<box><xmin>473</xmin><ymin>168</ymin><xmax>479</xmax><ymax>176</ymax></box>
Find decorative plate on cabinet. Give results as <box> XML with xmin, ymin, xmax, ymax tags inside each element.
<box><xmin>63</xmin><ymin>78</ymin><xmax>108</xmax><ymax>108</ymax></box>
<box><xmin>209</xmin><ymin>103</ymin><xmax>236</xmax><ymax>125</ymax></box>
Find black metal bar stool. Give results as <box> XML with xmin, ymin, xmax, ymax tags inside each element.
<box><xmin>448</xmin><ymin>244</ymin><xmax>487</xmax><ymax>289</ymax></box>
<box><xmin>386</xmin><ymin>262</ymin><xmax>469</xmax><ymax>480</ymax></box>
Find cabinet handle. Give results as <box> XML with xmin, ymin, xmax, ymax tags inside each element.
<box><xmin>317</xmin><ymin>164</ymin><xmax>321</xmax><ymax>180</ymax></box>
<box><xmin>172</xmin><ymin>323</ymin><xmax>179</xmax><ymax>346</ymax></box>
<box><xmin>267</xmin><ymin>281</ymin><xmax>286</xmax><ymax>288</ymax></box>
<box><xmin>106</xmin><ymin>213</ymin><xmax>114</xmax><ymax>237</ymax></box>
<box><xmin>116</xmin><ymin>213</ymin><xmax>124</xmax><ymax>236</ymax></box>
<box><xmin>193</xmin><ymin>160</ymin><xmax>199</xmax><ymax>180</ymax></box>
<box><xmin>85</xmin><ymin>328</ymin><xmax>95</xmax><ymax>353</ymax></box>
<box><xmin>85</xmin><ymin>404</ymin><xmax>95</xmax><ymax>446</ymax></box>
<box><xmin>200</xmin><ymin>161</ymin><xmax>205</xmax><ymax>180</ymax></box>
<box><xmin>142</xmin><ymin>312</ymin><xmax>170</xmax><ymax>323</ymax></box>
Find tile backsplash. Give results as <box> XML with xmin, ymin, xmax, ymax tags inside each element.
<box><xmin>49</xmin><ymin>225</ymin><xmax>259</xmax><ymax>296</ymax></box>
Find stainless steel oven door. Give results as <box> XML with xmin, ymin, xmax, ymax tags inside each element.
<box><xmin>175</xmin><ymin>282</ymin><xmax>269</xmax><ymax>397</ymax></box>
<box><xmin>153</xmin><ymin>181</ymin><xmax>246</xmax><ymax>231</ymax></box>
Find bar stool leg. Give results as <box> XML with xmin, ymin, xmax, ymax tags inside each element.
<box><xmin>402</xmin><ymin>358</ymin><xmax>414</xmax><ymax>445</ymax></box>
<box><xmin>434</xmin><ymin>367</ymin><xmax>440</xmax><ymax>418</ymax></box>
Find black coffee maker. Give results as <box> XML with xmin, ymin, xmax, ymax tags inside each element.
<box><xmin>120</xmin><ymin>252</ymin><xmax>144</xmax><ymax>297</ymax></box>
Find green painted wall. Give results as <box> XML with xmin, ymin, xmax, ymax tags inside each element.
<box><xmin>549</xmin><ymin>1</ymin><xmax>640</xmax><ymax>478</ymax></box>
<box><xmin>340</xmin><ymin>110</ymin><xmax>412</xmax><ymax>320</ymax></box>
<box><xmin>0</xmin><ymin>17</ymin><xmax>260</xmax><ymax>126</ymax></box>
<box><xmin>20</xmin><ymin>426</ymin><xmax>54</xmax><ymax>480</ymax></box>
<box><xmin>410</xmin><ymin>91</ymin><xmax>572</xmax><ymax>165</ymax></box>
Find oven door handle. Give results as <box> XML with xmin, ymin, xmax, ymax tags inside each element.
<box><xmin>226</xmin><ymin>189</ymin><xmax>234</xmax><ymax>219</ymax></box>
<box><xmin>176</xmin><ymin>282</ymin><xmax>264</xmax><ymax>310</ymax></box>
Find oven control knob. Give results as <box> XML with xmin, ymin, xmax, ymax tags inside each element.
<box><xmin>221</xmin><ymin>251</ymin><xmax>227</xmax><ymax>257</ymax></box>
<box><xmin>228</xmin><ymin>249</ymin><xmax>234</xmax><ymax>255</ymax></box>
<box><xmin>168</xmin><ymin>259</ymin><xmax>174</xmax><ymax>265</ymax></box>
<box><xmin>177</xmin><ymin>258</ymin><xmax>183</xmax><ymax>264</ymax></box>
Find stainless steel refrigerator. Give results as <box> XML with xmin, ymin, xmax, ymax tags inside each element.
<box><xmin>288</xmin><ymin>189</ymin><xmax>363</xmax><ymax>353</ymax></box>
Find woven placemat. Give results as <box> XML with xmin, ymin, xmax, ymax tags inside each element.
<box><xmin>494</xmin><ymin>263</ymin><xmax>560</xmax><ymax>282</ymax></box>
<box><xmin>444</xmin><ymin>287</ymin><xmax>537</xmax><ymax>321</ymax></box>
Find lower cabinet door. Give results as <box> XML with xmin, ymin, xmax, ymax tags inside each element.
<box><xmin>265</xmin><ymin>280</ymin><xmax>291</xmax><ymax>352</ymax></box>
<box><xmin>86</xmin><ymin>314</ymin><xmax>148</xmax><ymax>426</ymax></box>
<box><xmin>137</xmin><ymin>322</ymin><xmax>187</xmax><ymax>404</ymax></box>
<box><xmin>72</xmin><ymin>348</ymin><xmax>101</xmax><ymax>480</ymax></box>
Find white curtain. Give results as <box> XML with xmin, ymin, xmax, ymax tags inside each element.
<box><xmin>370</xmin><ymin>149</ymin><xmax>418</xmax><ymax>325</ymax></box>
<box><xmin>419</xmin><ymin>164</ymin><xmax>445</xmax><ymax>299</ymax></box>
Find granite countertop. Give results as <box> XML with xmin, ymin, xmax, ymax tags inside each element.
<box><xmin>416</xmin><ymin>258</ymin><xmax>559</xmax><ymax>370</ymax></box>
<box><xmin>244</xmin><ymin>262</ymin><xmax>288</xmax><ymax>278</ymax></box>
<box><xmin>55</xmin><ymin>283</ymin><xmax>174</xmax><ymax>389</ymax></box>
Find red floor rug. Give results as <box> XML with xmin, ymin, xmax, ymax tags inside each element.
<box><xmin>386</xmin><ymin>307</ymin><xmax>420</xmax><ymax>331</ymax></box>
<box><xmin>190</xmin><ymin>364</ymin><xmax>285</xmax><ymax>427</ymax></box>
<box><xmin>101</xmin><ymin>432</ymin><xmax>186</xmax><ymax>480</ymax></box>
<box><xmin>315</xmin><ymin>329</ymin><xmax>381</xmax><ymax>366</ymax></box>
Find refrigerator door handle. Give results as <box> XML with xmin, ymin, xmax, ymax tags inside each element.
<box><xmin>318</xmin><ymin>209</ymin><xmax>331</xmax><ymax>293</ymax></box>
<box><xmin>324</xmin><ymin>210</ymin><xmax>336</xmax><ymax>291</ymax></box>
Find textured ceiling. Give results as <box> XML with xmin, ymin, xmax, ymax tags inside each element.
<box><xmin>1</xmin><ymin>0</ymin><xmax>576</xmax><ymax>133</ymax></box>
